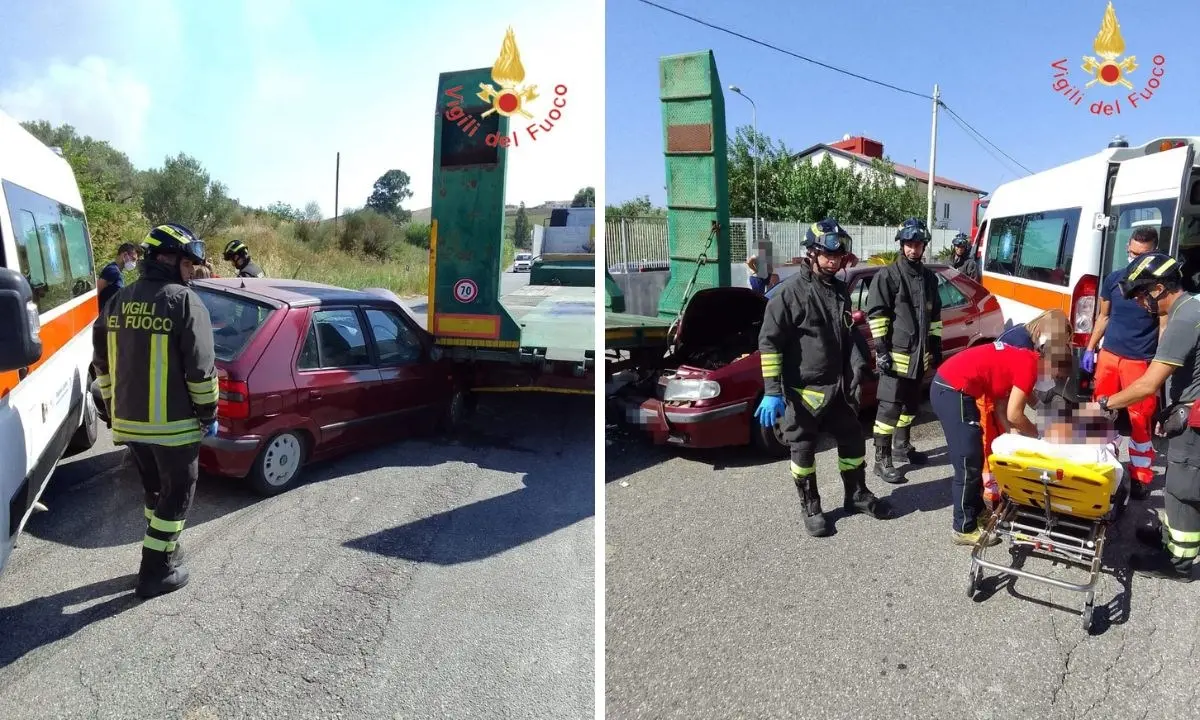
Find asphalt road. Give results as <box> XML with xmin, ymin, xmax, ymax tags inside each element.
<box><xmin>0</xmin><ymin>392</ymin><xmax>594</xmax><ymax>720</ymax></box>
<box><xmin>606</xmin><ymin>409</ymin><xmax>1200</xmax><ymax>720</ymax></box>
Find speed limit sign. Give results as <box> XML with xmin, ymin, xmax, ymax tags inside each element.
<box><xmin>453</xmin><ymin>278</ymin><xmax>479</xmax><ymax>304</ymax></box>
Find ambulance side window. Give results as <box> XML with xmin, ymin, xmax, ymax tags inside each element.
<box><xmin>1102</xmin><ymin>199</ymin><xmax>1176</xmax><ymax>278</ymax></box>
<box><xmin>2</xmin><ymin>179</ymin><xmax>95</xmax><ymax>315</ymax></box>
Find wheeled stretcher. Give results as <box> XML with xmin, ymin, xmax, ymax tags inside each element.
<box><xmin>967</xmin><ymin>449</ymin><xmax>1126</xmax><ymax>631</ymax></box>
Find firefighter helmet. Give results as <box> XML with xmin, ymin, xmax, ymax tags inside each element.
<box><xmin>223</xmin><ymin>239</ymin><xmax>250</xmax><ymax>262</ymax></box>
<box><xmin>1120</xmin><ymin>252</ymin><xmax>1183</xmax><ymax>300</ymax></box>
<box><xmin>895</xmin><ymin>217</ymin><xmax>931</xmax><ymax>244</ymax></box>
<box><xmin>141</xmin><ymin>224</ymin><xmax>206</xmax><ymax>265</ymax></box>
<box><xmin>804</xmin><ymin>219</ymin><xmax>852</xmax><ymax>254</ymax></box>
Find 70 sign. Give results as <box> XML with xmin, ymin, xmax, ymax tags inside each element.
<box><xmin>453</xmin><ymin>278</ymin><xmax>479</xmax><ymax>304</ymax></box>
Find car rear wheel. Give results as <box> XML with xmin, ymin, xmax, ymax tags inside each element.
<box><xmin>248</xmin><ymin>431</ymin><xmax>307</xmax><ymax>497</ymax></box>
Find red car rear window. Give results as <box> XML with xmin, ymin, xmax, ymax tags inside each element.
<box><xmin>194</xmin><ymin>288</ymin><xmax>274</xmax><ymax>362</ymax></box>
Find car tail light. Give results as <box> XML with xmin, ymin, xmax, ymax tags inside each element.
<box><xmin>218</xmin><ymin>378</ymin><xmax>250</xmax><ymax>419</ymax></box>
<box><xmin>1070</xmin><ymin>274</ymin><xmax>1099</xmax><ymax>348</ymax></box>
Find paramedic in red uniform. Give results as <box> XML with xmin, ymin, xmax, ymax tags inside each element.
<box><xmin>1081</xmin><ymin>227</ymin><xmax>1165</xmax><ymax>500</ymax></box>
<box><xmin>930</xmin><ymin>340</ymin><xmax>1065</xmax><ymax>545</ymax></box>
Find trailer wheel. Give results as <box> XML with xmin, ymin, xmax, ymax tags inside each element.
<box><xmin>440</xmin><ymin>385</ymin><xmax>472</xmax><ymax>434</ymax></box>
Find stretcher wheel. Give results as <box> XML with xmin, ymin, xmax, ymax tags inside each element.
<box><xmin>1081</xmin><ymin>602</ymin><xmax>1094</xmax><ymax>631</ymax></box>
<box><xmin>967</xmin><ymin>567</ymin><xmax>980</xmax><ymax>598</ymax></box>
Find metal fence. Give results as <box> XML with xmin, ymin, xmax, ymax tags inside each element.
<box><xmin>605</xmin><ymin>216</ymin><xmax>962</xmax><ymax>270</ymax></box>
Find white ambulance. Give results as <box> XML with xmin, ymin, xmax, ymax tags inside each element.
<box><xmin>976</xmin><ymin>136</ymin><xmax>1200</xmax><ymax>347</ymax></box>
<box><xmin>0</xmin><ymin>110</ymin><xmax>101</xmax><ymax>576</ymax></box>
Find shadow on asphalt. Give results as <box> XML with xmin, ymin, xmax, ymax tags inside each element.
<box><xmin>24</xmin><ymin>395</ymin><xmax>594</xmax><ymax>569</ymax></box>
<box><xmin>342</xmin><ymin>393</ymin><xmax>594</xmax><ymax>565</ymax></box>
<box><xmin>0</xmin><ymin>573</ymin><xmax>141</xmax><ymax>668</ymax></box>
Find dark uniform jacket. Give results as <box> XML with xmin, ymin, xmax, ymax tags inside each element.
<box><xmin>238</xmin><ymin>261</ymin><xmax>265</xmax><ymax>278</ymax></box>
<box><xmin>758</xmin><ymin>264</ymin><xmax>868</xmax><ymax>417</ymax></box>
<box><xmin>93</xmin><ymin>263</ymin><xmax>218</xmax><ymax>447</ymax></box>
<box><xmin>951</xmin><ymin>253</ymin><xmax>980</xmax><ymax>282</ymax></box>
<box><xmin>865</xmin><ymin>258</ymin><xmax>943</xmax><ymax>381</ymax></box>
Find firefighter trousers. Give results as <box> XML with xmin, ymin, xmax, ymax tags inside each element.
<box><xmin>873</xmin><ymin>374</ymin><xmax>923</xmax><ymax>446</ymax></box>
<box><xmin>783</xmin><ymin>388</ymin><xmax>866</xmax><ymax>479</ymax></box>
<box><xmin>1158</xmin><ymin>429</ymin><xmax>1200</xmax><ymax>570</ymax></box>
<box><xmin>126</xmin><ymin>442</ymin><xmax>199</xmax><ymax>561</ymax></box>
<box><xmin>930</xmin><ymin>379</ymin><xmax>985</xmax><ymax>533</ymax></box>
<box><xmin>1093</xmin><ymin>349</ymin><xmax>1157</xmax><ymax>485</ymax></box>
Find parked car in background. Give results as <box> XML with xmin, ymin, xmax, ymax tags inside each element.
<box><xmin>513</xmin><ymin>253</ymin><xmax>533</xmax><ymax>272</ymax></box>
<box><xmin>180</xmin><ymin>278</ymin><xmax>466</xmax><ymax>495</ymax></box>
<box><xmin>613</xmin><ymin>264</ymin><xmax>1005</xmax><ymax>456</ymax></box>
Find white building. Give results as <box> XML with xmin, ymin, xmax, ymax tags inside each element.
<box><xmin>791</xmin><ymin>135</ymin><xmax>985</xmax><ymax>234</ymax></box>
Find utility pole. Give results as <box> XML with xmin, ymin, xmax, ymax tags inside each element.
<box><xmin>729</xmin><ymin>85</ymin><xmax>759</xmax><ymax>248</ymax></box>
<box><xmin>925</xmin><ymin>84</ymin><xmax>940</xmax><ymax>233</ymax></box>
<box><xmin>334</xmin><ymin>152</ymin><xmax>341</xmax><ymax>233</ymax></box>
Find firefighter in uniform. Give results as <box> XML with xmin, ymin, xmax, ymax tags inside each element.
<box><xmin>223</xmin><ymin>239</ymin><xmax>266</xmax><ymax>278</ymax></box>
<box><xmin>866</xmin><ymin>218</ymin><xmax>943</xmax><ymax>484</ymax></box>
<box><xmin>755</xmin><ymin>219</ymin><xmax>892</xmax><ymax>537</ymax></box>
<box><xmin>93</xmin><ymin>224</ymin><xmax>219</xmax><ymax>598</ymax></box>
<box><xmin>1100</xmin><ymin>252</ymin><xmax>1200</xmax><ymax>582</ymax></box>
<box><xmin>949</xmin><ymin>233</ymin><xmax>980</xmax><ymax>282</ymax></box>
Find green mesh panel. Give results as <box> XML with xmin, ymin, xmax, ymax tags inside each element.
<box><xmin>655</xmin><ymin>51</ymin><xmax>730</xmax><ymax>320</ymax></box>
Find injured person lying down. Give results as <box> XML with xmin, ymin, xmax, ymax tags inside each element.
<box><xmin>991</xmin><ymin>394</ymin><xmax>1125</xmax><ymax>486</ymax></box>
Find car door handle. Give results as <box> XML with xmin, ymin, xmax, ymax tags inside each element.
<box><xmin>309</xmin><ymin>390</ymin><xmax>323</xmax><ymax>400</ymax></box>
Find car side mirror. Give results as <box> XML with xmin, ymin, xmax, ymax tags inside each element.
<box><xmin>0</xmin><ymin>267</ymin><xmax>43</xmax><ymax>372</ymax></box>
<box><xmin>851</xmin><ymin>310</ymin><xmax>866</xmax><ymax>326</ymax></box>
<box><xmin>428</xmin><ymin>345</ymin><xmax>444</xmax><ymax>362</ymax></box>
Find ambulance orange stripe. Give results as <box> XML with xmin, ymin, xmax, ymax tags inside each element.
<box><xmin>980</xmin><ymin>276</ymin><xmax>1072</xmax><ymax>315</ymax></box>
<box><xmin>0</xmin><ymin>295</ymin><xmax>99</xmax><ymax>400</ymax></box>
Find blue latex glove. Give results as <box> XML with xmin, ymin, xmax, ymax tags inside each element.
<box><xmin>1080</xmin><ymin>350</ymin><xmax>1097</xmax><ymax>374</ymax></box>
<box><xmin>202</xmin><ymin>420</ymin><xmax>219</xmax><ymax>438</ymax></box>
<box><xmin>755</xmin><ymin>395</ymin><xmax>786</xmax><ymax>428</ymax></box>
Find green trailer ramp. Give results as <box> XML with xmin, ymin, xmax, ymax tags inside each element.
<box><xmin>604</xmin><ymin>49</ymin><xmax>731</xmax><ymax>352</ymax></box>
<box><xmin>429</xmin><ymin>65</ymin><xmax>593</xmax><ymax>365</ymax></box>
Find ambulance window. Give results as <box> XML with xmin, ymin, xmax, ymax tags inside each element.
<box><xmin>3</xmin><ymin>180</ymin><xmax>86</xmax><ymax>314</ymax></box>
<box><xmin>62</xmin><ymin>206</ymin><xmax>95</xmax><ymax>291</ymax></box>
<box><xmin>1015</xmin><ymin>208</ymin><xmax>1080</xmax><ymax>286</ymax></box>
<box><xmin>1103</xmin><ymin>199</ymin><xmax>1175</xmax><ymax>277</ymax></box>
<box><xmin>984</xmin><ymin>215</ymin><xmax>1022</xmax><ymax>276</ymax></box>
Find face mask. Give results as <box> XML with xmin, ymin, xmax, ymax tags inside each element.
<box><xmin>122</xmin><ymin>260</ymin><xmax>137</xmax><ymax>271</ymax></box>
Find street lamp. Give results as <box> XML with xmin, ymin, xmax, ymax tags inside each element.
<box><xmin>728</xmin><ymin>85</ymin><xmax>759</xmax><ymax>247</ymax></box>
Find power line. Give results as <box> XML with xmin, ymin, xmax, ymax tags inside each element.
<box><xmin>633</xmin><ymin>0</ymin><xmax>931</xmax><ymax>101</ymax></box>
<box><xmin>633</xmin><ymin>0</ymin><xmax>1032</xmax><ymax>177</ymax></box>
<box><xmin>942</xmin><ymin>108</ymin><xmax>1028</xmax><ymax>178</ymax></box>
<box><xmin>940</xmin><ymin>104</ymin><xmax>1035</xmax><ymax>175</ymax></box>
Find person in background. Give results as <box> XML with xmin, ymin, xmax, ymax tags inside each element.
<box><xmin>97</xmin><ymin>243</ymin><xmax>139</xmax><ymax>312</ymax></box>
<box><xmin>866</xmin><ymin>217</ymin><xmax>942</xmax><ymax>485</ymax></box>
<box><xmin>1100</xmin><ymin>252</ymin><xmax>1200</xmax><ymax>582</ymax></box>
<box><xmin>222</xmin><ymin>240</ymin><xmax>265</xmax><ymax>278</ymax></box>
<box><xmin>930</xmin><ymin>338</ymin><xmax>1069</xmax><ymax>545</ymax></box>
<box><xmin>191</xmin><ymin>264</ymin><xmax>212</xmax><ymax>280</ymax></box>
<box><xmin>1081</xmin><ymin>227</ymin><xmax>1164</xmax><ymax>501</ymax></box>
<box><xmin>949</xmin><ymin>233</ymin><xmax>980</xmax><ymax>282</ymax></box>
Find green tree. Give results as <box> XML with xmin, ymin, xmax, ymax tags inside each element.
<box><xmin>605</xmin><ymin>195</ymin><xmax>662</xmax><ymax>219</ymax></box>
<box><xmin>512</xmin><ymin>202</ymin><xmax>532</xmax><ymax>249</ymax></box>
<box><xmin>404</xmin><ymin>221</ymin><xmax>431</xmax><ymax>249</ymax></box>
<box><xmin>141</xmin><ymin>153</ymin><xmax>235</xmax><ymax>236</ymax></box>
<box><xmin>265</xmin><ymin>201</ymin><xmax>303</xmax><ymax>223</ymax></box>
<box><xmin>338</xmin><ymin>209</ymin><xmax>402</xmax><ymax>260</ymax></box>
<box><xmin>571</xmin><ymin>186</ymin><xmax>595</xmax><ymax>207</ymax></box>
<box><xmin>726</xmin><ymin>125</ymin><xmax>924</xmax><ymax>225</ymax></box>
<box><xmin>302</xmin><ymin>201</ymin><xmax>323</xmax><ymax>223</ymax></box>
<box><xmin>21</xmin><ymin>120</ymin><xmax>140</xmax><ymax>203</ymax></box>
<box><xmin>365</xmin><ymin>169</ymin><xmax>414</xmax><ymax>222</ymax></box>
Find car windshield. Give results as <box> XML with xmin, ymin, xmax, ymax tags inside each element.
<box><xmin>194</xmin><ymin>288</ymin><xmax>274</xmax><ymax>362</ymax></box>
<box><xmin>516</xmin><ymin>254</ymin><xmax>532</xmax><ymax>261</ymax></box>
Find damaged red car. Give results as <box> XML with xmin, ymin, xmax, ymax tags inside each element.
<box><xmin>613</xmin><ymin>264</ymin><xmax>1005</xmax><ymax>456</ymax></box>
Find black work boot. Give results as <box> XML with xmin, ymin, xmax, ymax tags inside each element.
<box><xmin>841</xmin><ymin>467</ymin><xmax>893</xmax><ymax>519</ymax></box>
<box><xmin>893</xmin><ymin>426</ymin><xmax>927</xmax><ymax>465</ymax></box>
<box><xmin>793</xmin><ymin>476</ymin><xmax>830</xmax><ymax>537</ymax></box>
<box><xmin>1131</xmin><ymin>550</ymin><xmax>1194</xmax><ymax>583</ymax></box>
<box><xmin>873</xmin><ymin>436</ymin><xmax>905</xmax><ymax>484</ymax></box>
<box><xmin>1130</xmin><ymin>479</ymin><xmax>1151</xmax><ymax>501</ymax></box>
<box><xmin>136</xmin><ymin>547</ymin><xmax>190</xmax><ymax>599</ymax></box>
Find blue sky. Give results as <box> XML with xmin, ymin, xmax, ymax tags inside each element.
<box><xmin>0</xmin><ymin>0</ymin><xmax>601</xmax><ymax>214</ymax></box>
<box><xmin>605</xmin><ymin>0</ymin><xmax>1200</xmax><ymax>206</ymax></box>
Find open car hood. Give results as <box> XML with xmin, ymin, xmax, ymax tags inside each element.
<box><xmin>676</xmin><ymin>287</ymin><xmax>767</xmax><ymax>351</ymax></box>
